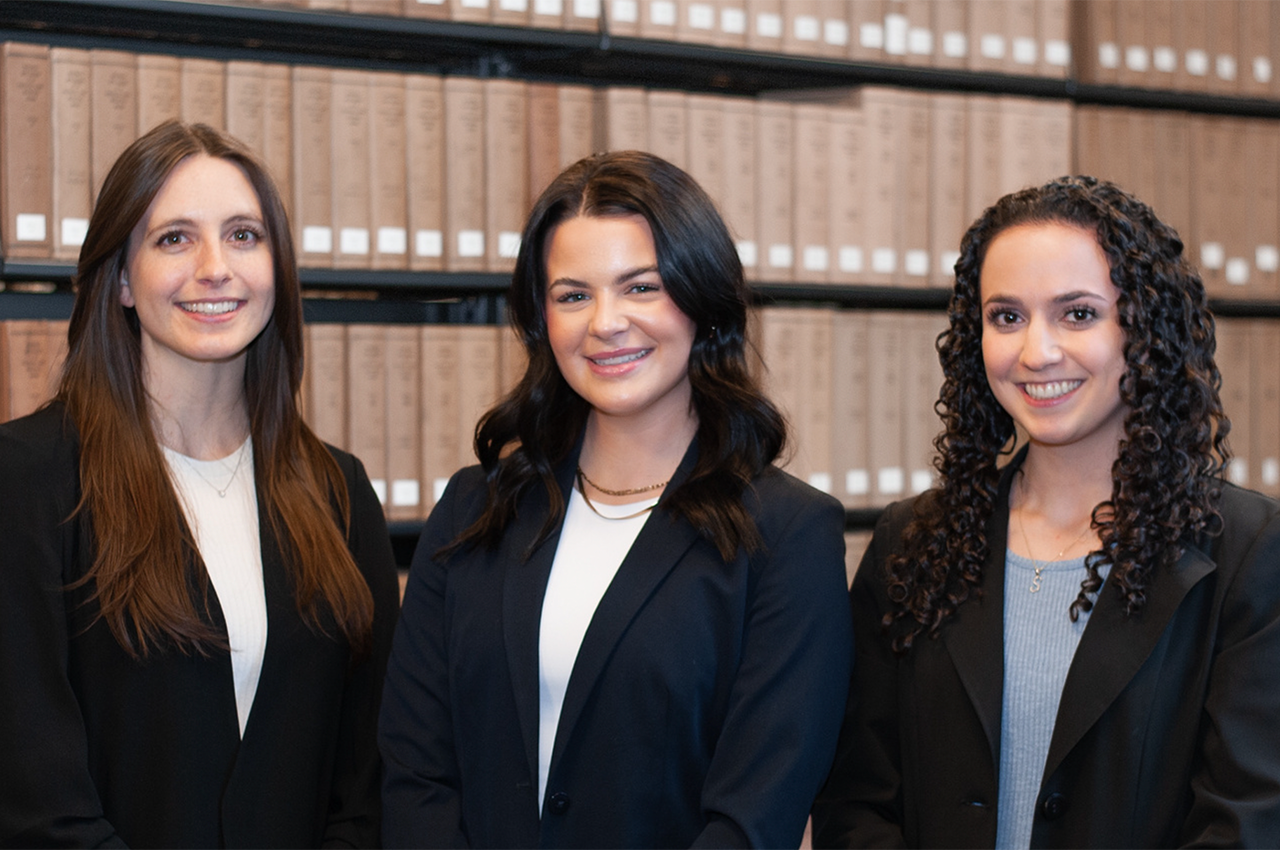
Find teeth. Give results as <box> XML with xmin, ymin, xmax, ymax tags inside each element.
<box><xmin>1024</xmin><ymin>380</ymin><xmax>1082</xmax><ymax>400</ymax></box>
<box><xmin>181</xmin><ymin>301</ymin><xmax>239</xmax><ymax>315</ymax></box>
<box><xmin>593</xmin><ymin>350</ymin><xmax>649</xmax><ymax>366</ymax></box>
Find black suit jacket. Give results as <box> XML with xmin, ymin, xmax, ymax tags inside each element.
<box><xmin>0</xmin><ymin>403</ymin><xmax>401</xmax><ymax>849</ymax></box>
<box><xmin>812</xmin><ymin>452</ymin><xmax>1280</xmax><ymax>848</ymax></box>
<box><xmin>379</xmin><ymin>442</ymin><xmax>853</xmax><ymax>848</ymax></box>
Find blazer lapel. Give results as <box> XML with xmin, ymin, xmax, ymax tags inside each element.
<box><xmin>503</xmin><ymin>461</ymin><xmax>574</xmax><ymax>796</ymax></box>
<box><xmin>941</xmin><ymin>457</ymin><xmax>1019</xmax><ymax>766</ymax></box>
<box><xmin>1043</xmin><ymin>538</ymin><xmax>1216</xmax><ymax>779</ymax></box>
<box><xmin>548</xmin><ymin>440</ymin><xmax>702</xmax><ymax>772</ymax></box>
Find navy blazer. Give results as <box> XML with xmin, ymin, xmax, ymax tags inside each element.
<box><xmin>812</xmin><ymin>452</ymin><xmax>1280</xmax><ymax>848</ymax></box>
<box><xmin>379</xmin><ymin>441</ymin><xmax>852</xmax><ymax>848</ymax></box>
<box><xmin>0</xmin><ymin>403</ymin><xmax>401</xmax><ymax>849</ymax></box>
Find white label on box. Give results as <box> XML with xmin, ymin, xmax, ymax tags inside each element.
<box><xmin>878</xmin><ymin>467</ymin><xmax>904</xmax><ymax>495</ymax></box>
<box><xmin>371</xmin><ymin>478</ymin><xmax>388</xmax><ymax>505</ymax></box>
<box><xmin>871</xmin><ymin>247</ymin><xmax>896</xmax><ymax>274</ymax></box>
<box><xmin>911</xmin><ymin>469</ymin><xmax>933</xmax><ymax>494</ymax></box>
<box><xmin>1255</xmin><ymin>56</ymin><xmax>1273</xmax><ymax>84</ymax></box>
<box><xmin>15</xmin><ymin>213</ymin><xmax>45</xmax><ymax>242</ymax></box>
<box><xmin>1153</xmin><ymin>46</ymin><xmax>1176</xmax><ymax>72</ymax></box>
<box><xmin>416</xmin><ymin>0</ymin><xmax>445</xmax><ymax>5</ymax></box>
<box><xmin>573</xmin><ymin>0</ymin><xmax>597</xmax><ymax>16</ymax></box>
<box><xmin>981</xmin><ymin>33</ymin><xmax>1005</xmax><ymax>60</ymax></box>
<box><xmin>860</xmin><ymin>21</ymin><xmax>884</xmax><ymax>49</ymax></box>
<box><xmin>1228</xmin><ymin>457</ymin><xmax>1248</xmax><ymax>486</ymax></box>
<box><xmin>1226</xmin><ymin>257</ymin><xmax>1250</xmax><ymax>285</ymax></box>
<box><xmin>535</xmin><ymin>0</ymin><xmax>562</xmax><ymax>14</ymax></box>
<box><xmin>802</xmin><ymin>245</ymin><xmax>829</xmax><ymax>272</ymax></box>
<box><xmin>689</xmin><ymin>3</ymin><xmax>714</xmax><ymax>29</ymax></box>
<box><xmin>737</xmin><ymin>240</ymin><xmax>757</xmax><ymax>267</ymax></box>
<box><xmin>1264</xmin><ymin>458</ymin><xmax>1280</xmax><ymax>488</ymax></box>
<box><xmin>1125</xmin><ymin>45</ymin><xmax>1149</xmax><ymax>72</ymax></box>
<box><xmin>498</xmin><ymin>231</ymin><xmax>522</xmax><ymax>258</ymax></box>
<box><xmin>1217</xmin><ymin>54</ymin><xmax>1237</xmax><ymax>81</ymax></box>
<box><xmin>1098</xmin><ymin>42</ymin><xmax>1119</xmax><ymax>69</ymax></box>
<box><xmin>1201</xmin><ymin>242</ymin><xmax>1224</xmax><ymax>270</ymax></box>
<box><xmin>649</xmin><ymin>0</ymin><xmax>676</xmax><ymax>26</ymax></box>
<box><xmin>61</xmin><ymin>217</ymin><xmax>88</xmax><ymax>247</ymax></box>
<box><xmin>303</xmin><ymin>225</ymin><xmax>332</xmax><ymax>254</ymax></box>
<box><xmin>794</xmin><ymin>15</ymin><xmax>820</xmax><ymax>41</ymax></box>
<box><xmin>941</xmin><ymin>250</ymin><xmax>961</xmax><ymax>276</ymax></box>
<box><xmin>768</xmin><ymin>243</ymin><xmax>793</xmax><ymax>269</ymax></box>
<box><xmin>721</xmin><ymin>7</ymin><xmax>745</xmax><ymax>34</ymax></box>
<box><xmin>433</xmin><ymin>477</ymin><xmax>450</xmax><ymax>504</ymax></box>
<box><xmin>905</xmin><ymin>249</ymin><xmax>929</xmax><ymax>277</ymax></box>
<box><xmin>1045</xmin><ymin>39</ymin><xmax>1070</xmax><ymax>66</ymax></box>
<box><xmin>461</xmin><ymin>0</ymin><xmax>488</xmax><ymax>8</ymax></box>
<box><xmin>1012</xmin><ymin>36</ymin><xmax>1036</xmax><ymax>65</ymax></box>
<box><xmin>943</xmin><ymin>31</ymin><xmax>967</xmax><ymax>58</ymax></box>
<box><xmin>846</xmin><ymin>469</ymin><xmax>869</xmax><ymax>496</ymax></box>
<box><xmin>908</xmin><ymin>28</ymin><xmax>932</xmax><ymax>56</ymax></box>
<box><xmin>1257</xmin><ymin>245</ymin><xmax>1278</xmax><ymax>272</ymax></box>
<box><xmin>808</xmin><ymin>471</ymin><xmax>832</xmax><ymax>494</ymax></box>
<box><xmin>340</xmin><ymin>227</ymin><xmax>370</xmax><ymax>255</ymax></box>
<box><xmin>612</xmin><ymin>0</ymin><xmax>637</xmax><ymax>23</ymax></box>
<box><xmin>391</xmin><ymin>479</ymin><xmax>421</xmax><ymax>507</ymax></box>
<box><xmin>416</xmin><ymin>229</ymin><xmax>443</xmax><ymax>258</ymax></box>
<box><xmin>884</xmin><ymin>13</ymin><xmax>907</xmax><ymax>55</ymax></box>
<box><xmin>825</xmin><ymin>20</ymin><xmax>849</xmax><ymax>47</ymax></box>
<box><xmin>501</xmin><ymin>0</ymin><xmax>529</xmax><ymax>10</ymax></box>
<box><xmin>377</xmin><ymin>227</ymin><xmax>407</xmax><ymax>255</ymax></box>
<box><xmin>1186</xmin><ymin>49</ymin><xmax>1209</xmax><ymax>76</ymax></box>
<box><xmin>457</xmin><ymin>229</ymin><xmax>485</xmax><ymax>257</ymax></box>
<box><xmin>756</xmin><ymin>11</ymin><xmax>781</xmax><ymax>38</ymax></box>
<box><xmin>838</xmin><ymin>246</ymin><xmax>864</xmax><ymax>273</ymax></box>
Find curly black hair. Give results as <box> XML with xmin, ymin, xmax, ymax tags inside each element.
<box><xmin>885</xmin><ymin>175</ymin><xmax>1228</xmax><ymax>652</ymax></box>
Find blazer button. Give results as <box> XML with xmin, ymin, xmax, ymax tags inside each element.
<box><xmin>548</xmin><ymin>792</ymin><xmax>571</xmax><ymax>815</ymax></box>
<box><xmin>1041</xmin><ymin>792</ymin><xmax>1068</xmax><ymax>821</ymax></box>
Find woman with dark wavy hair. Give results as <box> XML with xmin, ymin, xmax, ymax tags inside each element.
<box><xmin>380</xmin><ymin>150</ymin><xmax>851</xmax><ymax>847</ymax></box>
<box><xmin>0</xmin><ymin>120</ymin><xmax>399</xmax><ymax>847</ymax></box>
<box><xmin>813</xmin><ymin>176</ymin><xmax>1280</xmax><ymax>848</ymax></box>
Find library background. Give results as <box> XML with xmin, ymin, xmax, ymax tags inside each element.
<box><xmin>1</xmin><ymin>0</ymin><xmax>1278</xmax><ymax>577</ymax></box>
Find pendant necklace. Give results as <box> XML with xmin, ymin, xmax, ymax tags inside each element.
<box><xmin>1018</xmin><ymin>507</ymin><xmax>1093</xmax><ymax>593</ymax></box>
<box><xmin>182</xmin><ymin>441</ymin><xmax>248</xmax><ymax>498</ymax></box>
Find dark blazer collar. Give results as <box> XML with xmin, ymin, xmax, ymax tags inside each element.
<box><xmin>502</xmin><ymin>435</ymin><xmax>702</xmax><ymax>798</ymax></box>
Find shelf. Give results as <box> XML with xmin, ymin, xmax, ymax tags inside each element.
<box><xmin>4</xmin><ymin>0</ymin><xmax>1280</xmax><ymax>115</ymax></box>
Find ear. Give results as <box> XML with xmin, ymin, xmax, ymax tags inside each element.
<box><xmin>119</xmin><ymin>275</ymin><xmax>135</xmax><ymax>308</ymax></box>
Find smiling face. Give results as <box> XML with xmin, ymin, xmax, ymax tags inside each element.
<box><xmin>121</xmin><ymin>153</ymin><xmax>275</xmax><ymax>386</ymax></box>
<box><xmin>980</xmin><ymin>222</ymin><xmax>1128</xmax><ymax>461</ymax></box>
<box><xmin>543</xmin><ymin>213</ymin><xmax>698</xmax><ymax>432</ymax></box>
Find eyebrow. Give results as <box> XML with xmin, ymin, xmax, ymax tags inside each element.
<box><xmin>547</xmin><ymin>264</ymin><xmax>660</xmax><ymax>289</ymax></box>
<box><xmin>982</xmin><ymin>290</ymin><xmax>1109</xmax><ymax>306</ymax></box>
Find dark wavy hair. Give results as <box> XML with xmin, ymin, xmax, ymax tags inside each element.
<box><xmin>446</xmin><ymin>150</ymin><xmax>786</xmax><ymax>561</ymax></box>
<box><xmin>885</xmin><ymin>175</ymin><xmax>1228</xmax><ymax>652</ymax></box>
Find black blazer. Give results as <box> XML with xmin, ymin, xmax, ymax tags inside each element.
<box><xmin>0</xmin><ymin>403</ymin><xmax>401</xmax><ymax>849</ymax></box>
<box><xmin>379</xmin><ymin>441</ymin><xmax>853</xmax><ymax>848</ymax></box>
<box><xmin>812</xmin><ymin>453</ymin><xmax>1280</xmax><ymax>848</ymax></box>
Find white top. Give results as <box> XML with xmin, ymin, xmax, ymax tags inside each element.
<box><xmin>163</xmin><ymin>438</ymin><xmax>266</xmax><ymax>738</ymax></box>
<box><xmin>537</xmin><ymin>486</ymin><xmax>657</xmax><ymax>809</ymax></box>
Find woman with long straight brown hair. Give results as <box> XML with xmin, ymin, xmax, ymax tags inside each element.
<box><xmin>0</xmin><ymin>120</ymin><xmax>399</xmax><ymax>848</ymax></box>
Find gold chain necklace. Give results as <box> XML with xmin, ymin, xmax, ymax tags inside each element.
<box><xmin>576</xmin><ymin>469</ymin><xmax>660</xmax><ymax>521</ymax></box>
<box><xmin>1018</xmin><ymin>507</ymin><xmax>1093</xmax><ymax>593</ymax></box>
<box><xmin>576</xmin><ymin>465</ymin><xmax>669</xmax><ymax>497</ymax></box>
<box><xmin>180</xmin><ymin>441</ymin><xmax>248</xmax><ymax>499</ymax></box>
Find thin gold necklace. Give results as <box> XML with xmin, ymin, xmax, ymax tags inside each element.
<box><xmin>576</xmin><ymin>465</ymin><xmax>669</xmax><ymax>497</ymax></box>
<box><xmin>576</xmin><ymin>469</ymin><xmax>659</xmax><ymax>521</ymax></box>
<box><xmin>1018</xmin><ymin>507</ymin><xmax>1093</xmax><ymax>593</ymax></box>
<box><xmin>181</xmin><ymin>441</ymin><xmax>248</xmax><ymax>499</ymax></box>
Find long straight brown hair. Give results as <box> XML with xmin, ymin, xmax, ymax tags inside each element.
<box><xmin>60</xmin><ymin>120</ymin><xmax>374</xmax><ymax>658</ymax></box>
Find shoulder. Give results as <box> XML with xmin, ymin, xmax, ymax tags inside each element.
<box><xmin>0</xmin><ymin>402</ymin><xmax>79</xmax><ymax>484</ymax></box>
<box><xmin>1203</xmin><ymin>482</ymin><xmax>1280</xmax><ymax>576</ymax></box>
<box><xmin>748</xmin><ymin>465</ymin><xmax>844</xmax><ymax>518</ymax></box>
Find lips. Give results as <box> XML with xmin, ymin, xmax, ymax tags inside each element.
<box><xmin>1022</xmin><ymin>379</ymin><xmax>1083</xmax><ymax>401</ymax></box>
<box><xmin>588</xmin><ymin>348</ymin><xmax>652</xmax><ymax>367</ymax></box>
<box><xmin>179</xmin><ymin>300</ymin><xmax>242</xmax><ymax>316</ymax></box>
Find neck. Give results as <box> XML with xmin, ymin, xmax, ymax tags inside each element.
<box><xmin>578</xmin><ymin>407</ymin><xmax>698</xmax><ymax>505</ymax></box>
<box><xmin>145</xmin><ymin>359</ymin><xmax>251</xmax><ymax>460</ymax></box>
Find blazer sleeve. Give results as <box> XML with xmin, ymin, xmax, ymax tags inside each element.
<box><xmin>379</xmin><ymin>469</ymin><xmax>479</xmax><ymax>849</ymax></box>
<box><xmin>811</xmin><ymin>505</ymin><xmax>909</xmax><ymax>849</ymax></box>
<box><xmin>693</xmin><ymin>482</ymin><xmax>854</xmax><ymax>849</ymax></box>
<box><xmin>322</xmin><ymin>451</ymin><xmax>402</xmax><ymax>849</ymax></box>
<box><xmin>1180</xmin><ymin>500</ymin><xmax>1280</xmax><ymax>847</ymax></box>
<box><xmin>0</xmin><ymin>414</ymin><xmax>125</xmax><ymax>849</ymax></box>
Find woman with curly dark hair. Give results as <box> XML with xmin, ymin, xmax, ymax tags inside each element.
<box><xmin>379</xmin><ymin>150</ymin><xmax>851</xmax><ymax>847</ymax></box>
<box><xmin>812</xmin><ymin>175</ymin><xmax>1280</xmax><ymax>848</ymax></box>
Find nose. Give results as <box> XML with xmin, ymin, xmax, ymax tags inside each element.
<box><xmin>587</xmin><ymin>290</ymin><xmax>628</xmax><ymax>339</ymax></box>
<box><xmin>196</xmin><ymin>239</ymin><xmax>233</xmax><ymax>287</ymax></box>
<box><xmin>1019</xmin><ymin>316</ymin><xmax>1063</xmax><ymax>370</ymax></box>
